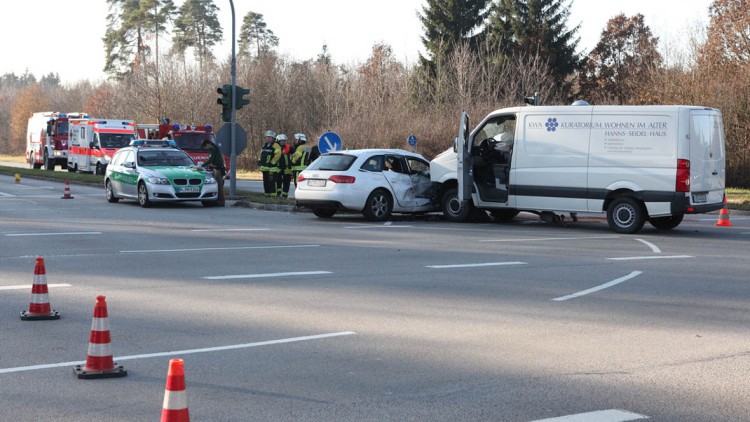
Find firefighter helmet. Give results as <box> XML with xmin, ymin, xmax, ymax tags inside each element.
<box><xmin>294</xmin><ymin>133</ymin><xmax>307</xmax><ymax>143</ymax></box>
<box><xmin>264</xmin><ymin>130</ymin><xmax>276</xmax><ymax>139</ymax></box>
<box><xmin>276</xmin><ymin>134</ymin><xmax>287</xmax><ymax>142</ymax></box>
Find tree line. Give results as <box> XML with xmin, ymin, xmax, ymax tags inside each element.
<box><xmin>1</xmin><ymin>0</ymin><xmax>748</xmax><ymax>187</ymax></box>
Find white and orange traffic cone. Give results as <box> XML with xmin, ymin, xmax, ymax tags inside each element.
<box><xmin>161</xmin><ymin>359</ymin><xmax>190</xmax><ymax>422</ymax></box>
<box><xmin>74</xmin><ymin>295</ymin><xmax>127</xmax><ymax>379</ymax></box>
<box><xmin>20</xmin><ymin>257</ymin><xmax>60</xmax><ymax>321</ymax></box>
<box><xmin>61</xmin><ymin>180</ymin><xmax>74</xmax><ymax>199</ymax></box>
<box><xmin>716</xmin><ymin>198</ymin><xmax>733</xmax><ymax>227</ymax></box>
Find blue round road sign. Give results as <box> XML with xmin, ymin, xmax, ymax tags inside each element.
<box><xmin>407</xmin><ymin>134</ymin><xmax>417</xmax><ymax>147</ymax></box>
<box><xmin>318</xmin><ymin>132</ymin><xmax>343</xmax><ymax>153</ymax></box>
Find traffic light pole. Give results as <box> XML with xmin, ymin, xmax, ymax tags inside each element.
<box><xmin>229</xmin><ymin>0</ymin><xmax>237</xmax><ymax>197</ymax></box>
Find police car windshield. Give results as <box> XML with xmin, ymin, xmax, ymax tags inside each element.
<box><xmin>137</xmin><ymin>150</ymin><xmax>195</xmax><ymax>167</ymax></box>
<box><xmin>100</xmin><ymin>133</ymin><xmax>136</xmax><ymax>148</ymax></box>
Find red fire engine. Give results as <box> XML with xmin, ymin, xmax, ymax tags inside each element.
<box><xmin>26</xmin><ymin>112</ymin><xmax>88</xmax><ymax>170</ymax></box>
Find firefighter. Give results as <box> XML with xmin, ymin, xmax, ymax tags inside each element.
<box><xmin>291</xmin><ymin>133</ymin><xmax>310</xmax><ymax>187</ymax></box>
<box><xmin>258</xmin><ymin>130</ymin><xmax>279</xmax><ymax>197</ymax></box>
<box><xmin>201</xmin><ymin>139</ymin><xmax>226</xmax><ymax>206</ymax></box>
<box><xmin>275</xmin><ymin>134</ymin><xmax>292</xmax><ymax>197</ymax></box>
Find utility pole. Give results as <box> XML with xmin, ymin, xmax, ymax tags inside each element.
<box><xmin>229</xmin><ymin>0</ymin><xmax>237</xmax><ymax>197</ymax></box>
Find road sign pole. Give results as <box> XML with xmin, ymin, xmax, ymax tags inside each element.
<box><xmin>229</xmin><ymin>0</ymin><xmax>237</xmax><ymax>197</ymax></box>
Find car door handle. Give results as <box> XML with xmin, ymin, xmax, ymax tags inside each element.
<box><xmin>712</xmin><ymin>171</ymin><xmax>718</xmax><ymax>175</ymax></box>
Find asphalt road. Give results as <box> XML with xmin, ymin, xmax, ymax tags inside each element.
<box><xmin>1</xmin><ymin>175</ymin><xmax>749</xmax><ymax>421</ymax></box>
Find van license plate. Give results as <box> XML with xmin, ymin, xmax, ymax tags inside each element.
<box><xmin>178</xmin><ymin>186</ymin><xmax>200</xmax><ymax>193</ymax></box>
<box><xmin>308</xmin><ymin>179</ymin><xmax>326</xmax><ymax>187</ymax></box>
<box><xmin>692</xmin><ymin>193</ymin><xmax>707</xmax><ymax>203</ymax></box>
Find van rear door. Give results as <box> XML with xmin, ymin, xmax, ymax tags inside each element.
<box><xmin>688</xmin><ymin>109</ymin><xmax>725</xmax><ymax>206</ymax></box>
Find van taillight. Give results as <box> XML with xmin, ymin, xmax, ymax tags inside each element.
<box><xmin>328</xmin><ymin>175</ymin><xmax>355</xmax><ymax>184</ymax></box>
<box><xmin>676</xmin><ymin>159</ymin><xmax>690</xmax><ymax>192</ymax></box>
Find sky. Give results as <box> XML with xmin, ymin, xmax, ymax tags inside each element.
<box><xmin>0</xmin><ymin>0</ymin><xmax>714</xmax><ymax>85</ymax></box>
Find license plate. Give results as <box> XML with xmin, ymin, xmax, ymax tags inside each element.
<box><xmin>308</xmin><ymin>179</ymin><xmax>326</xmax><ymax>187</ymax></box>
<box><xmin>178</xmin><ymin>186</ymin><xmax>200</xmax><ymax>193</ymax></box>
<box><xmin>692</xmin><ymin>193</ymin><xmax>707</xmax><ymax>203</ymax></box>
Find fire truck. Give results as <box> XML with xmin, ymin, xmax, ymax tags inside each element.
<box><xmin>26</xmin><ymin>112</ymin><xmax>88</xmax><ymax>170</ymax></box>
<box><xmin>68</xmin><ymin>118</ymin><xmax>137</xmax><ymax>174</ymax></box>
<box><xmin>136</xmin><ymin>119</ymin><xmax>230</xmax><ymax>173</ymax></box>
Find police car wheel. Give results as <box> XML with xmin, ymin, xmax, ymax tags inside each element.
<box><xmin>105</xmin><ymin>180</ymin><xmax>119</xmax><ymax>203</ymax></box>
<box><xmin>138</xmin><ymin>182</ymin><xmax>152</xmax><ymax>208</ymax></box>
<box><xmin>607</xmin><ymin>197</ymin><xmax>645</xmax><ymax>234</ymax></box>
<box><xmin>363</xmin><ymin>189</ymin><xmax>393</xmax><ymax>221</ymax></box>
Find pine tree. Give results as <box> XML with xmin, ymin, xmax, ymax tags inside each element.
<box><xmin>172</xmin><ymin>0</ymin><xmax>223</xmax><ymax>64</ymax></box>
<box><xmin>486</xmin><ymin>0</ymin><xmax>581</xmax><ymax>89</ymax></box>
<box><xmin>418</xmin><ymin>0</ymin><xmax>491</xmax><ymax>65</ymax></box>
<box><xmin>238</xmin><ymin>11</ymin><xmax>279</xmax><ymax>59</ymax></box>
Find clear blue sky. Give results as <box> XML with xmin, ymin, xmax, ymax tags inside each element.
<box><xmin>0</xmin><ymin>0</ymin><xmax>712</xmax><ymax>84</ymax></box>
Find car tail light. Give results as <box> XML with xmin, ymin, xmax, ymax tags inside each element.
<box><xmin>676</xmin><ymin>159</ymin><xmax>690</xmax><ymax>192</ymax></box>
<box><xmin>297</xmin><ymin>174</ymin><xmax>306</xmax><ymax>182</ymax></box>
<box><xmin>328</xmin><ymin>175</ymin><xmax>355</xmax><ymax>184</ymax></box>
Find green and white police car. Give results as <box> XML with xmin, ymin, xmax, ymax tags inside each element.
<box><xmin>104</xmin><ymin>142</ymin><xmax>219</xmax><ymax>207</ymax></box>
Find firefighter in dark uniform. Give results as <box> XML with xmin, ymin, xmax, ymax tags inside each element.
<box><xmin>276</xmin><ymin>134</ymin><xmax>292</xmax><ymax>197</ymax></box>
<box><xmin>201</xmin><ymin>138</ymin><xmax>226</xmax><ymax>206</ymax></box>
<box><xmin>258</xmin><ymin>130</ymin><xmax>279</xmax><ymax>197</ymax></box>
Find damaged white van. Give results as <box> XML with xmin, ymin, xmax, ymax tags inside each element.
<box><xmin>430</xmin><ymin>104</ymin><xmax>726</xmax><ymax>233</ymax></box>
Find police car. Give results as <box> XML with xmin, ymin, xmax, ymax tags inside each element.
<box><xmin>104</xmin><ymin>140</ymin><xmax>219</xmax><ymax>207</ymax></box>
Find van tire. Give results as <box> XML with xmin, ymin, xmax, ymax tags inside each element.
<box><xmin>441</xmin><ymin>187</ymin><xmax>472</xmax><ymax>222</ymax></box>
<box><xmin>607</xmin><ymin>197</ymin><xmax>645</xmax><ymax>234</ymax></box>
<box><xmin>363</xmin><ymin>189</ymin><xmax>393</xmax><ymax>221</ymax></box>
<box><xmin>649</xmin><ymin>214</ymin><xmax>683</xmax><ymax>230</ymax></box>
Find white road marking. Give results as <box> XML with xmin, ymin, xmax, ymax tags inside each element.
<box><xmin>121</xmin><ymin>244</ymin><xmax>319</xmax><ymax>253</ymax></box>
<box><xmin>530</xmin><ymin>408</ymin><xmax>649</xmax><ymax>421</ymax></box>
<box><xmin>0</xmin><ymin>283</ymin><xmax>71</xmax><ymax>291</ymax></box>
<box><xmin>0</xmin><ymin>331</ymin><xmax>356</xmax><ymax>375</ymax></box>
<box><xmin>480</xmin><ymin>235</ymin><xmax>619</xmax><ymax>243</ymax></box>
<box><xmin>552</xmin><ymin>271</ymin><xmax>642</xmax><ymax>301</ymax></box>
<box><xmin>635</xmin><ymin>238</ymin><xmax>661</xmax><ymax>253</ymax></box>
<box><xmin>204</xmin><ymin>270</ymin><xmax>332</xmax><ymax>280</ymax></box>
<box><xmin>427</xmin><ymin>262</ymin><xmax>527</xmax><ymax>269</ymax></box>
<box><xmin>344</xmin><ymin>225</ymin><xmax>414</xmax><ymax>229</ymax></box>
<box><xmin>607</xmin><ymin>255</ymin><xmax>693</xmax><ymax>261</ymax></box>
<box><xmin>0</xmin><ymin>192</ymin><xmax>15</xmax><ymax>197</ymax></box>
<box><xmin>5</xmin><ymin>232</ymin><xmax>102</xmax><ymax>237</ymax></box>
<box><xmin>190</xmin><ymin>228</ymin><xmax>270</xmax><ymax>232</ymax></box>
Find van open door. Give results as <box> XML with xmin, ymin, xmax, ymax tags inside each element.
<box><xmin>456</xmin><ymin>111</ymin><xmax>472</xmax><ymax>204</ymax></box>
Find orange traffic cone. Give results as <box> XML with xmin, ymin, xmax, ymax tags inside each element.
<box><xmin>161</xmin><ymin>359</ymin><xmax>190</xmax><ymax>422</ymax></box>
<box><xmin>61</xmin><ymin>180</ymin><xmax>74</xmax><ymax>199</ymax></box>
<box><xmin>74</xmin><ymin>295</ymin><xmax>127</xmax><ymax>379</ymax></box>
<box><xmin>20</xmin><ymin>257</ymin><xmax>60</xmax><ymax>321</ymax></box>
<box><xmin>716</xmin><ymin>201</ymin><xmax>733</xmax><ymax>227</ymax></box>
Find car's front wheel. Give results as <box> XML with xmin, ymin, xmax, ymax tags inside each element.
<box><xmin>441</xmin><ymin>187</ymin><xmax>472</xmax><ymax>222</ymax></box>
<box><xmin>105</xmin><ymin>180</ymin><xmax>119</xmax><ymax>203</ymax></box>
<box><xmin>363</xmin><ymin>189</ymin><xmax>393</xmax><ymax>221</ymax></box>
<box><xmin>137</xmin><ymin>182</ymin><xmax>151</xmax><ymax>208</ymax></box>
<box><xmin>312</xmin><ymin>208</ymin><xmax>336</xmax><ymax>218</ymax></box>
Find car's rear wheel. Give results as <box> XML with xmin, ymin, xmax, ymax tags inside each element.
<box><xmin>649</xmin><ymin>214</ymin><xmax>684</xmax><ymax>230</ymax></box>
<box><xmin>607</xmin><ymin>197</ymin><xmax>645</xmax><ymax>234</ymax></box>
<box><xmin>138</xmin><ymin>182</ymin><xmax>151</xmax><ymax>208</ymax></box>
<box><xmin>105</xmin><ymin>180</ymin><xmax>119</xmax><ymax>203</ymax></box>
<box><xmin>312</xmin><ymin>208</ymin><xmax>336</xmax><ymax>218</ymax></box>
<box><xmin>363</xmin><ymin>189</ymin><xmax>393</xmax><ymax>221</ymax></box>
<box><xmin>441</xmin><ymin>187</ymin><xmax>472</xmax><ymax>222</ymax></box>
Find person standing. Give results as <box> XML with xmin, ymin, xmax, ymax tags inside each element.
<box><xmin>258</xmin><ymin>130</ymin><xmax>279</xmax><ymax>197</ymax></box>
<box><xmin>275</xmin><ymin>134</ymin><xmax>291</xmax><ymax>197</ymax></box>
<box><xmin>291</xmin><ymin>133</ymin><xmax>310</xmax><ymax>188</ymax></box>
<box><xmin>201</xmin><ymin>139</ymin><xmax>226</xmax><ymax>206</ymax></box>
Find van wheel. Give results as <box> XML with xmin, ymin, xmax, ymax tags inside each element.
<box><xmin>363</xmin><ymin>189</ymin><xmax>393</xmax><ymax>221</ymax></box>
<box><xmin>490</xmin><ymin>209</ymin><xmax>520</xmax><ymax>222</ymax></box>
<box><xmin>105</xmin><ymin>180</ymin><xmax>119</xmax><ymax>203</ymax></box>
<box><xmin>312</xmin><ymin>208</ymin><xmax>336</xmax><ymax>218</ymax></box>
<box><xmin>649</xmin><ymin>214</ymin><xmax>684</xmax><ymax>230</ymax></box>
<box><xmin>607</xmin><ymin>197</ymin><xmax>645</xmax><ymax>234</ymax></box>
<box><xmin>138</xmin><ymin>182</ymin><xmax>152</xmax><ymax>208</ymax></box>
<box><xmin>441</xmin><ymin>187</ymin><xmax>472</xmax><ymax>222</ymax></box>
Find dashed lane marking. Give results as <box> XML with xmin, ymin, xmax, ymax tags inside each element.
<box><xmin>607</xmin><ymin>255</ymin><xmax>693</xmax><ymax>261</ymax></box>
<box><xmin>190</xmin><ymin>228</ymin><xmax>270</xmax><ymax>232</ymax></box>
<box><xmin>0</xmin><ymin>331</ymin><xmax>356</xmax><ymax>375</ymax></box>
<box><xmin>480</xmin><ymin>235</ymin><xmax>619</xmax><ymax>243</ymax></box>
<box><xmin>552</xmin><ymin>271</ymin><xmax>642</xmax><ymax>302</ymax></box>
<box><xmin>529</xmin><ymin>408</ymin><xmax>649</xmax><ymax>421</ymax></box>
<box><xmin>0</xmin><ymin>283</ymin><xmax>71</xmax><ymax>291</ymax></box>
<box><xmin>121</xmin><ymin>244</ymin><xmax>320</xmax><ymax>253</ymax></box>
<box><xmin>204</xmin><ymin>270</ymin><xmax>332</xmax><ymax>280</ymax></box>
<box><xmin>344</xmin><ymin>225</ymin><xmax>415</xmax><ymax>229</ymax></box>
<box><xmin>427</xmin><ymin>261</ymin><xmax>527</xmax><ymax>269</ymax></box>
<box><xmin>5</xmin><ymin>232</ymin><xmax>102</xmax><ymax>237</ymax></box>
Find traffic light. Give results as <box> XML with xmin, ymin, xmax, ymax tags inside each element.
<box><xmin>216</xmin><ymin>84</ymin><xmax>233</xmax><ymax>122</ymax></box>
<box><xmin>234</xmin><ymin>85</ymin><xmax>251</xmax><ymax>110</ymax></box>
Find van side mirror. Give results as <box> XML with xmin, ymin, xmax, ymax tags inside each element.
<box><xmin>453</xmin><ymin>136</ymin><xmax>459</xmax><ymax>153</ymax></box>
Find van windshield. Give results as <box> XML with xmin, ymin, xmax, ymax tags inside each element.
<box><xmin>100</xmin><ymin>133</ymin><xmax>135</xmax><ymax>148</ymax></box>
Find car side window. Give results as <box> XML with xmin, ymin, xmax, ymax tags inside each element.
<box><xmin>406</xmin><ymin>157</ymin><xmax>429</xmax><ymax>176</ymax></box>
<box><xmin>361</xmin><ymin>155</ymin><xmax>383</xmax><ymax>172</ymax></box>
<box><xmin>384</xmin><ymin>155</ymin><xmax>407</xmax><ymax>173</ymax></box>
<box><xmin>124</xmin><ymin>150</ymin><xmax>135</xmax><ymax>167</ymax></box>
<box><xmin>110</xmin><ymin>151</ymin><xmax>124</xmax><ymax>167</ymax></box>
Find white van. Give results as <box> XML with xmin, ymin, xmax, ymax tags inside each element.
<box><xmin>430</xmin><ymin>105</ymin><xmax>726</xmax><ymax>233</ymax></box>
